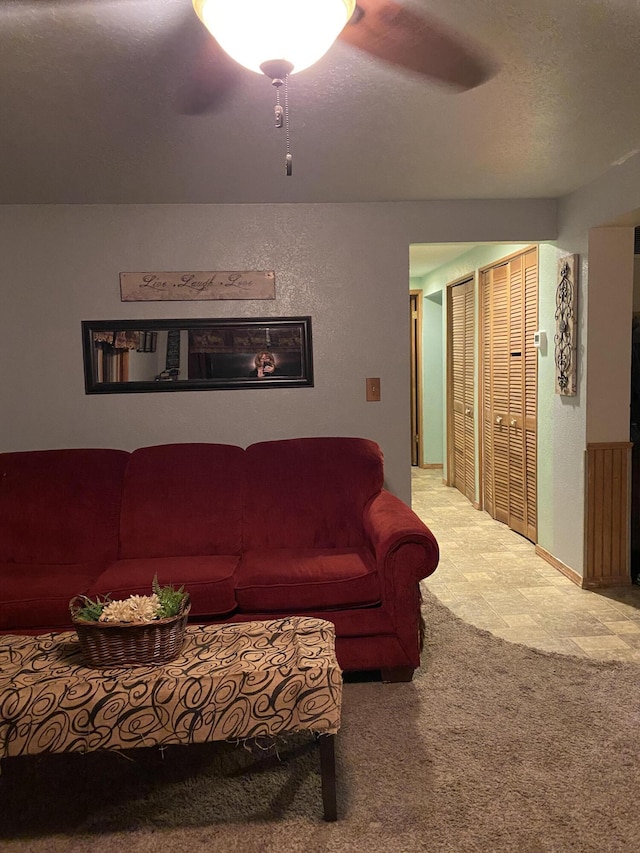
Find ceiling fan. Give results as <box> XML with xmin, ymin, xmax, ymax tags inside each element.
<box><xmin>2</xmin><ymin>0</ymin><xmax>494</xmax><ymax>114</ymax></box>
<box><xmin>182</xmin><ymin>0</ymin><xmax>495</xmax><ymax>115</ymax></box>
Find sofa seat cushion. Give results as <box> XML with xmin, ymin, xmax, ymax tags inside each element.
<box><xmin>235</xmin><ymin>548</ymin><xmax>381</xmax><ymax>612</ymax></box>
<box><xmin>87</xmin><ymin>556</ymin><xmax>239</xmax><ymax>618</ymax></box>
<box><xmin>0</xmin><ymin>562</ymin><xmax>105</xmax><ymax>631</ymax></box>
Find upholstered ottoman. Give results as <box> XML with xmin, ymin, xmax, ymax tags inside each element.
<box><xmin>0</xmin><ymin>616</ymin><xmax>343</xmax><ymax>820</ymax></box>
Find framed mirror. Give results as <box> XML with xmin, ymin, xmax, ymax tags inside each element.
<box><xmin>81</xmin><ymin>317</ymin><xmax>314</xmax><ymax>394</ymax></box>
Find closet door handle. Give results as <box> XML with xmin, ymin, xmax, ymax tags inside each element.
<box><xmin>495</xmin><ymin>416</ymin><xmax>503</xmax><ymax>425</ymax></box>
<box><xmin>510</xmin><ymin>418</ymin><xmax>517</xmax><ymax>427</ymax></box>
<box><xmin>465</xmin><ymin>407</ymin><xmax>472</xmax><ymax>416</ymax></box>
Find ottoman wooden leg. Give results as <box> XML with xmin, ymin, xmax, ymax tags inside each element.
<box><xmin>318</xmin><ymin>733</ymin><xmax>337</xmax><ymax>821</ymax></box>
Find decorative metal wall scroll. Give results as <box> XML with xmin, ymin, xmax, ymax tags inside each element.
<box><xmin>554</xmin><ymin>254</ymin><xmax>578</xmax><ymax>396</ymax></box>
<box><xmin>119</xmin><ymin>271</ymin><xmax>276</xmax><ymax>302</ymax></box>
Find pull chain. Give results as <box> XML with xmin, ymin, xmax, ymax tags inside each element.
<box><xmin>272</xmin><ymin>75</ymin><xmax>292</xmax><ymax>176</ymax></box>
<box><xmin>284</xmin><ymin>73</ymin><xmax>292</xmax><ymax>176</ymax></box>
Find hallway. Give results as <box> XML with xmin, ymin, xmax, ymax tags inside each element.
<box><xmin>412</xmin><ymin>468</ymin><xmax>640</xmax><ymax>662</ymax></box>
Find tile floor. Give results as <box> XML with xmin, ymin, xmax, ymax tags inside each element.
<box><xmin>411</xmin><ymin>467</ymin><xmax>640</xmax><ymax>663</ymax></box>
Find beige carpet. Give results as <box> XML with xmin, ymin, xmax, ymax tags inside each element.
<box><xmin>1</xmin><ymin>591</ymin><xmax>639</xmax><ymax>853</ymax></box>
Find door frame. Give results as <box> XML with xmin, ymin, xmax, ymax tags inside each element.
<box><xmin>445</xmin><ymin>272</ymin><xmax>478</xmax><ymax>502</ymax></box>
<box><xmin>410</xmin><ymin>290</ymin><xmax>424</xmax><ymax>466</ymax></box>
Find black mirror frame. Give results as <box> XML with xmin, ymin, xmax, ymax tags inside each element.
<box><xmin>81</xmin><ymin>316</ymin><xmax>314</xmax><ymax>394</ymax></box>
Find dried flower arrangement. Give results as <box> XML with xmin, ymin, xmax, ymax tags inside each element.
<box><xmin>69</xmin><ymin>576</ymin><xmax>191</xmax><ymax>667</ymax></box>
<box><xmin>72</xmin><ymin>575</ymin><xmax>187</xmax><ymax>624</ymax></box>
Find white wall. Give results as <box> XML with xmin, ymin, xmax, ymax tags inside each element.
<box><xmin>541</xmin><ymin>156</ymin><xmax>640</xmax><ymax>575</ymax></box>
<box><xmin>0</xmin><ymin>200</ymin><xmax>555</xmax><ymax>504</ymax></box>
<box><xmin>585</xmin><ymin>228</ymin><xmax>635</xmax><ymax>444</ymax></box>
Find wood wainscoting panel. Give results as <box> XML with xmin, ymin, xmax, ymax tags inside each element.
<box><xmin>585</xmin><ymin>442</ymin><xmax>632</xmax><ymax>587</ymax></box>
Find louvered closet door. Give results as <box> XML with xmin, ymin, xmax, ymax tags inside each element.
<box><xmin>522</xmin><ymin>250</ymin><xmax>538</xmax><ymax>541</ymax></box>
<box><xmin>450</xmin><ymin>279</ymin><xmax>475</xmax><ymax>503</ymax></box>
<box><xmin>508</xmin><ymin>255</ymin><xmax>526</xmax><ymax>535</ymax></box>
<box><xmin>482</xmin><ymin>249</ymin><xmax>538</xmax><ymax>542</ymax></box>
<box><xmin>482</xmin><ymin>270</ymin><xmax>494</xmax><ymax>518</ymax></box>
<box><xmin>463</xmin><ymin>282</ymin><xmax>475</xmax><ymax>501</ymax></box>
<box><xmin>483</xmin><ymin>264</ymin><xmax>510</xmax><ymax>525</ymax></box>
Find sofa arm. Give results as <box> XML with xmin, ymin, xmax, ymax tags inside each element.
<box><xmin>363</xmin><ymin>489</ymin><xmax>439</xmax><ymax>669</ymax></box>
<box><xmin>363</xmin><ymin>489</ymin><xmax>439</xmax><ymax>584</ymax></box>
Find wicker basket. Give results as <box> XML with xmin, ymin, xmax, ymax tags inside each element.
<box><xmin>69</xmin><ymin>594</ymin><xmax>191</xmax><ymax>668</ymax></box>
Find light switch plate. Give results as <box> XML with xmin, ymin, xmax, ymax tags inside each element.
<box><xmin>366</xmin><ymin>378</ymin><xmax>381</xmax><ymax>401</ymax></box>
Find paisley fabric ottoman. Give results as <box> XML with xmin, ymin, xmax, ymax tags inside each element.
<box><xmin>0</xmin><ymin>616</ymin><xmax>342</xmax><ymax>820</ymax></box>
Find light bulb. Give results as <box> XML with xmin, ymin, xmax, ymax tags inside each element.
<box><xmin>193</xmin><ymin>0</ymin><xmax>356</xmax><ymax>76</ymax></box>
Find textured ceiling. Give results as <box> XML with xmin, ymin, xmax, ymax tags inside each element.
<box><xmin>1</xmin><ymin>0</ymin><xmax>640</xmax><ymax>204</ymax></box>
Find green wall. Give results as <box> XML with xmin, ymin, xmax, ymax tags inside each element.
<box><xmin>422</xmin><ymin>291</ymin><xmax>444</xmax><ymax>465</ymax></box>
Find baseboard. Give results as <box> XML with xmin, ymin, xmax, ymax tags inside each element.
<box><xmin>420</xmin><ymin>463</ymin><xmax>443</xmax><ymax>470</ymax></box>
<box><xmin>535</xmin><ymin>545</ymin><xmax>632</xmax><ymax>589</ymax></box>
<box><xmin>534</xmin><ymin>545</ymin><xmax>584</xmax><ymax>587</ymax></box>
<box><xmin>581</xmin><ymin>575</ymin><xmax>632</xmax><ymax>589</ymax></box>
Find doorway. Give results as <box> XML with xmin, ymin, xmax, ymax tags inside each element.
<box><xmin>629</xmin><ymin>227</ymin><xmax>640</xmax><ymax>582</ymax></box>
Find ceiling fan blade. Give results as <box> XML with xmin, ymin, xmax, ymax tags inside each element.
<box><xmin>340</xmin><ymin>0</ymin><xmax>495</xmax><ymax>90</ymax></box>
<box><xmin>173</xmin><ymin>20</ymin><xmax>242</xmax><ymax>115</ymax></box>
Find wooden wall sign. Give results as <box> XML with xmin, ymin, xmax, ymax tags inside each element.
<box><xmin>554</xmin><ymin>254</ymin><xmax>578</xmax><ymax>396</ymax></box>
<box><xmin>120</xmin><ymin>271</ymin><xmax>275</xmax><ymax>302</ymax></box>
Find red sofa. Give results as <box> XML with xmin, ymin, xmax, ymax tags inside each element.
<box><xmin>0</xmin><ymin>438</ymin><xmax>439</xmax><ymax>680</ymax></box>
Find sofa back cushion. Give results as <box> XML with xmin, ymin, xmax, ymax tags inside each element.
<box><xmin>244</xmin><ymin>437</ymin><xmax>384</xmax><ymax>549</ymax></box>
<box><xmin>118</xmin><ymin>443</ymin><xmax>245</xmax><ymax>558</ymax></box>
<box><xmin>0</xmin><ymin>448</ymin><xmax>130</xmax><ymax>564</ymax></box>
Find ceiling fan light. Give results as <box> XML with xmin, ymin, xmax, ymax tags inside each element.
<box><xmin>193</xmin><ymin>0</ymin><xmax>356</xmax><ymax>76</ymax></box>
